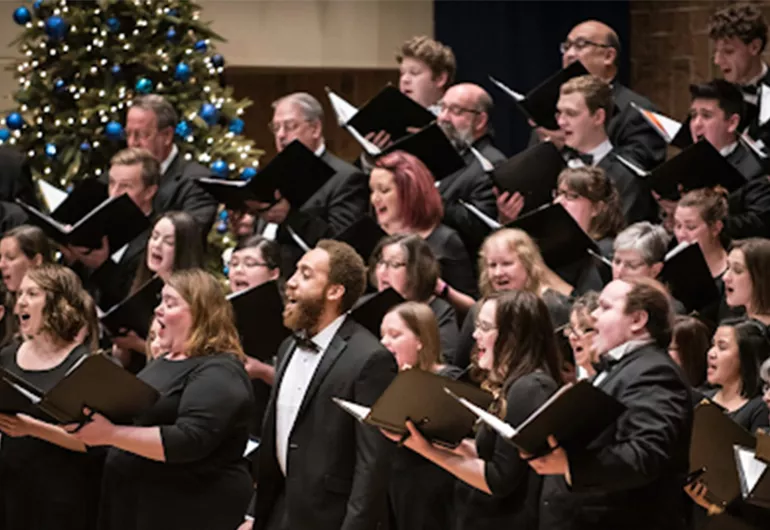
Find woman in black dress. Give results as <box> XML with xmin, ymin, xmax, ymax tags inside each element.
<box><xmin>380</xmin><ymin>301</ymin><xmax>461</xmax><ymax>530</ymax></box>
<box><xmin>381</xmin><ymin>290</ymin><xmax>563</xmax><ymax>530</ymax></box>
<box><xmin>0</xmin><ymin>264</ymin><xmax>100</xmax><ymax>530</ymax></box>
<box><xmin>69</xmin><ymin>268</ymin><xmax>255</xmax><ymax>530</ymax></box>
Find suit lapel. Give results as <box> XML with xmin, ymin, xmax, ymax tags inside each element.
<box><xmin>294</xmin><ymin>324</ymin><xmax>350</xmax><ymax>421</ymax></box>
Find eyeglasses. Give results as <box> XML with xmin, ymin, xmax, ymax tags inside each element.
<box><xmin>552</xmin><ymin>188</ymin><xmax>581</xmax><ymax>201</ymax></box>
<box><xmin>229</xmin><ymin>259</ymin><xmax>270</xmax><ymax>269</ymax></box>
<box><xmin>376</xmin><ymin>259</ymin><xmax>407</xmax><ymax>270</ymax></box>
<box><xmin>437</xmin><ymin>102</ymin><xmax>481</xmax><ymax>117</ymax></box>
<box><xmin>559</xmin><ymin>38</ymin><xmax>612</xmax><ymax>55</ymax></box>
<box><xmin>611</xmin><ymin>257</ymin><xmax>648</xmax><ymax>270</ymax></box>
<box><xmin>267</xmin><ymin>119</ymin><xmax>310</xmax><ymax>135</ymax></box>
<box><xmin>474</xmin><ymin>319</ymin><xmax>497</xmax><ymax>333</ymax></box>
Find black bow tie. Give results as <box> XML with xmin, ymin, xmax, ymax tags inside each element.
<box><xmin>592</xmin><ymin>353</ymin><xmax>621</xmax><ymax>374</ymax></box>
<box><xmin>741</xmin><ymin>84</ymin><xmax>760</xmax><ymax>96</ymax></box>
<box><xmin>563</xmin><ymin>146</ymin><xmax>594</xmax><ymax>166</ymax></box>
<box><xmin>293</xmin><ymin>333</ymin><xmax>320</xmax><ymax>353</ymax></box>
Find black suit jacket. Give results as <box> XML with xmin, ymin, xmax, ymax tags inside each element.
<box><xmin>608</xmin><ymin>83</ymin><xmax>667</xmax><ymax>170</ymax></box>
<box><xmin>153</xmin><ymin>151</ymin><xmax>217</xmax><ymax>235</ymax></box>
<box><xmin>0</xmin><ymin>147</ymin><xmax>39</xmax><ymax>209</ymax></box>
<box><xmin>0</xmin><ymin>200</ymin><xmax>28</xmax><ymax>234</ymax></box>
<box><xmin>253</xmin><ymin>317</ymin><xmax>397</xmax><ymax>530</ymax></box>
<box><xmin>265</xmin><ymin>150</ymin><xmax>369</xmax><ymax>275</ymax></box>
<box><xmin>539</xmin><ymin>343</ymin><xmax>693</xmax><ymax>530</ymax></box>
<box><xmin>726</xmin><ymin>175</ymin><xmax>770</xmax><ymax>239</ymax></box>
<box><xmin>596</xmin><ymin>150</ymin><xmax>657</xmax><ymax>224</ymax></box>
<box><xmin>437</xmin><ymin>135</ymin><xmax>504</xmax><ymax>257</ymax></box>
<box><xmin>726</xmin><ymin>142</ymin><xmax>765</xmax><ymax>181</ymax></box>
<box><xmin>88</xmin><ymin>228</ymin><xmax>150</xmax><ymax>310</ymax></box>
<box><xmin>425</xmin><ymin>223</ymin><xmax>478</xmax><ymax>298</ymax></box>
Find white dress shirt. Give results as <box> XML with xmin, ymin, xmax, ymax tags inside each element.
<box><xmin>160</xmin><ymin>143</ymin><xmax>179</xmax><ymax>176</ymax></box>
<box><xmin>719</xmin><ymin>141</ymin><xmax>738</xmax><ymax>157</ymax></box>
<box><xmin>275</xmin><ymin>314</ymin><xmax>347</xmax><ymax>476</ymax></box>
<box><xmin>566</xmin><ymin>139</ymin><xmax>613</xmax><ymax>168</ymax></box>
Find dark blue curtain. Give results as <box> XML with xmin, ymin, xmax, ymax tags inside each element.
<box><xmin>435</xmin><ymin>0</ymin><xmax>631</xmax><ymax>156</ymax></box>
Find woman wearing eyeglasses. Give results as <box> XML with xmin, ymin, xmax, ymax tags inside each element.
<box><xmin>563</xmin><ymin>291</ymin><xmax>600</xmax><ymax>381</ymax></box>
<box><xmin>227</xmin><ymin>234</ymin><xmax>282</xmax><ymax>435</ymax></box>
<box><xmin>369</xmin><ymin>151</ymin><xmax>477</xmax><ymax>299</ymax></box>
<box><xmin>370</xmin><ymin>234</ymin><xmax>459</xmax><ymax>364</ymax></box>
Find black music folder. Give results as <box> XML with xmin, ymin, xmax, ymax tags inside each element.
<box><xmin>660</xmin><ymin>242</ymin><xmax>721</xmax><ymax>313</ymax></box>
<box><xmin>378</xmin><ymin>122</ymin><xmax>466</xmax><ymax>180</ymax></box>
<box><xmin>491</xmin><ymin>61</ymin><xmax>589</xmax><ymax>130</ymax></box>
<box><xmin>690</xmin><ymin>401</ymin><xmax>757</xmax><ymax>508</ymax></box>
<box><xmin>197</xmin><ymin>140</ymin><xmax>335</xmax><ymax>210</ymax></box>
<box><xmin>647</xmin><ymin>140</ymin><xmax>748</xmax><ymax>199</ymax></box>
<box><xmin>99</xmin><ymin>276</ymin><xmax>163</xmax><ymax>339</ymax></box>
<box><xmin>490</xmin><ymin>142</ymin><xmax>566</xmax><ymax>214</ymax></box>
<box><xmin>0</xmin><ymin>353</ymin><xmax>159</xmax><ymax>424</ymax></box>
<box><xmin>350</xmin><ymin>288</ymin><xmax>405</xmax><ymax>337</ymax></box>
<box><xmin>17</xmin><ymin>193</ymin><xmax>149</xmax><ymax>250</ymax></box>
<box><xmin>335</xmin><ymin>216</ymin><xmax>387</xmax><ymax>263</ymax></box>
<box><xmin>42</xmin><ymin>178</ymin><xmax>108</xmax><ymax>225</ymax></box>
<box><xmin>333</xmin><ymin>368</ymin><xmax>493</xmax><ymax>448</ymax></box>
<box><xmin>346</xmin><ymin>84</ymin><xmax>436</xmax><ymax>142</ymax></box>
<box><xmin>227</xmin><ymin>280</ymin><xmax>290</xmax><ymax>361</ymax></box>
<box><xmin>448</xmin><ymin>379</ymin><xmax>625</xmax><ymax>456</ymax></box>
<box><xmin>507</xmin><ymin>203</ymin><xmax>600</xmax><ymax>271</ymax></box>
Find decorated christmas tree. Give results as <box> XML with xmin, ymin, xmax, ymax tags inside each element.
<box><xmin>6</xmin><ymin>0</ymin><xmax>262</xmax><ymax>273</ymax></box>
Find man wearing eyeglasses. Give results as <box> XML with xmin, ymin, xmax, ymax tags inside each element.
<box><xmin>435</xmin><ymin>83</ymin><xmax>505</xmax><ymax>258</ymax></box>
<box><xmin>249</xmin><ymin>92</ymin><xmax>369</xmax><ymax>274</ymax></box>
<box><xmin>532</xmin><ymin>20</ymin><xmax>666</xmax><ymax>172</ymax></box>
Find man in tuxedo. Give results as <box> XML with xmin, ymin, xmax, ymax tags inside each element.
<box><xmin>244</xmin><ymin>240</ymin><xmax>397</xmax><ymax>530</ymax></box>
<box><xmin>527</xmin><ymin>277</ymin><xmax>692</xmax><ymax>530</ymax></box>
<box><xmin>709</xmin><ymin>4</ymin><xmax>770</xmax><ymax>146</ymax></box>
<box><xmin>532</xmin><ymin>20</ymin><xmax>666</xmax><ymax>170</ymax></box>
<box><xmin>689</xmin><ymin>80</ymin><xmax>764</xmax><ymax>180</ymax></box>
<box><xmin>125</xmin><ymin>94</ymin><xmax>216</xmax><ymax>235</ymax></box>
<box><xmin>436</xmin><ymin>83</ymin><xmax>503</xmax><ymax>256</ymax></box>
<box><xmin>552</xmin><ymin>75</ymin><xmax>656</xmax><ymax>223</ymax></box>
<box><xmin>250</xmin><ymin>92</ymin><xmax>369</xmax><ymax>274</ymax></box>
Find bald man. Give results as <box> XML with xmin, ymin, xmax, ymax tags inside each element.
<box><xmin>532</xmin><ymin>20</ymin><xmax>666</xmax><ymax>171</ymax></box>
<box><xmin>436</xmin><ymin>83</ymin><xmax>504</xmax><ymax>258</ymax></box>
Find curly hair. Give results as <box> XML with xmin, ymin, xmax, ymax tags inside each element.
<box><xmin>560</xmin><ymin>75</ymin><xmax>614</xmax><ymax>122</ymax></box>
<box><xmin>558</xmin><ymin>166</ymin><xmax>626</xmax><ymax>240</ymax></box>
<box><xmin>709</xmin><ymin>3</ymin><xmax>768</xmax><ymax>52</ymax></box>
<box><xmin>316</xmin><ymin>240</ymin><xmax>367</xmax><ymax>313</ymax></box>
<box><xmin>26</xmin><ymin>264</ymin><xmax>90</xmax><ymax>345</ymax></box>
<box><xmin>166</xmin><ymin>269</ymin><xmax>245</xmax><ymax>360</ymax></box>
<box><xmin>396</xmin><ymin>35</ymin><xmax>456</xmax><ymax>85</ymax></box>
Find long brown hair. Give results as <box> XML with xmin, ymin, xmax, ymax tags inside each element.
<box><xmin>166</xmin><ymin>269</ymin><xmax>245</xmax><ymax>360</ymax></box>
<box><xmin>386</xmin><ymin>302</ymin><xmax>441</xmax><ymax>371</ymax></box>
<box><xmin>478</xmin><ymin>290</ymin><xmax>563</xmax><ymax>416</ymax></box>
<box><xmin>558</xmin><ymin>166</ymin><xmax>625</xmax><ymax>240</ymax></box>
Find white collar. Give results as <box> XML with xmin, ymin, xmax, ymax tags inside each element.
<box><xmin>745</xmin><ymin>63</ymin><xmax>769</xmax><ymax>87</ymax></box>
<box><xmin>719</xmin><ymin>141</ymin><xmax>739</xmax><ymax>157</ymax></box>
<box><xmin>428</xmin><ymin>103</ymin><xmax>442</xmax><ymax>117</ymax></box>
<box><xmin>605</xmin><ymin>336</ymin><xmax>654</xmax><ymax>362</ymax></box>
<box><xmin>314</xmin><ymin>142</ymin><xmax>326</xmax><ymax>158</ymax></box>
<box><xmin>307</xmin><ymin>314</ymin><xmax>346</xmax><ymax>352</ymax></box>
<box><xmin>585</xmin><ymin>138</ymin><xmax>614</xmax><ymax>165</ymax></box>
<box><xmin>160</xmin><ymin>144</ymin><xmax>179</xmax><ymax>176</ymax></box>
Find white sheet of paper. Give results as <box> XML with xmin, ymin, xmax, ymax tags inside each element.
<box><xmin>243</xmin><ymin>438</ymin><xmax>260</xmax><ymax>458</ymax></box>
<box><xmin>489</xmin><ymin>76</ymin><xmax>525</xmax><ymax>102</ymax></box>
<box><xmin>332</xmin><ymin>397</ymin><xmax>371</xmax><ymax>422</ymax></box>
<box><xmin>459</xmin><ymin>200</ymin><xmax>501</xmax><ymax>230</ymax></box>
<box><xmin>735</xmin><ymin>445</ymin><xmax>768</xmax><ymax>495</ymax></box>
<box><xmin>326</xmin><ymin>90</ymin><xmax>359</xmax><ymax>125</ymax></box>
<box><xmin>469</xmin><ymin>145</ymin><xmax>495</xmax><ymax>172</ymax></box>
<box><xmin>444</xmin><ymin>387</ymin><xmax>516</xmax><ymax>439</ymax></box>
<box><xmin>614</xmin><ymin>153</ymin><xmax>649</xmax><ymax>177</ymax></box>
<box><xmin>38</xmin><ymin>180</ymin><xmax>68</xmax><ymax>212</ymax></box>
<box><xmin>759</xmin><ymin>84</ymin><xmax>770</xmax><ymax>127</ymax></box>
<box><xmin>631</xmin><ymin>102</ymin><xmax>682</xmax><ymax>144</ymax></box>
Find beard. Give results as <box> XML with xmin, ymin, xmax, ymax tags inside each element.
<box><xmin>283</xmin><ymin>288</ymin><xmax>326</xmax><ymax>333</ymax></box>
<box><xmin>439</xmin><ymin>121</ymin><xmax>476</xmax><ymax>151</ymax></box>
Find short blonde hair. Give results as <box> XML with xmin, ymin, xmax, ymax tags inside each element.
<box><xmin>166</xmin><ymin>269</ymin><xmax>245</xmax><ymax>360</ymax></box>
<box><xmin>560</xmin><ymin>75</ymin><xmax>613</xmax><ymax>120</ymax></box>
<box><xmin>110</xmin><ymin>147</ymin><xmax>161</xmax><ymax>189</ymax></box>
<box><xmin>478</xmin><ymin>229</ymin><xmax>546</xmax><ymax>297</ymax></box>
<box><xmin>396</xmin><ymin>36</ymin><xmax>456</xmax><ymax>85</ymax></box>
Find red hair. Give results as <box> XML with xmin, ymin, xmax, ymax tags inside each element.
<box><xmin>376</xmin><ymin>151</ymin><xmax>444</xmax><ymax>232</ymax></box>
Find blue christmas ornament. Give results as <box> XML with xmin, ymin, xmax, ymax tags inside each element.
<box><xmin>106</xmin><ymin>17</ymin><xmax>120</xmax><ymax>32</ymax></box>
<box><xmin>228</xmin><ymin>118</ymin><xmax>244</xmax><ymax>134</ymax></box>
<box><xmin>168</xmin><ymin>8</ymin><xmax>179</xmax><ymax>17</ymax></box>
<box><xmin>211</xmin><ymin>159</ymin><xmax>228</xmax><ymax>178</ymax></box>
<box><xmin>222</xmin><ymin>266</ymin><xmax>229</xmax><ymax>275</ymax></box>
<box><xmin>45</xmin><ymin>16</ymin><xmax>68</xmax><ymax>40</ymax></box>
<box><xmin>175</xmin><ymin>120</ymin><xmax>191</xmax><ymax>138</ymax></box>
<box><xmin>54</xmin><ymin>78</ymin><xmax>66</xmax><ymax>92</ymax></box>
<box><xmin>110</xmin><ymin>64</ymin><xmax>121</xmax><ymax>75</ymax></box>
<box><xmin>174</xmin><ymin>62</ymin><xmax>191</xmax><ymax>82</ymax></box>
<box><xmin>104</xmin><ymin>121</ymin><xmax>124</xmax><ymax>140</ymax></box>
<box><xmin>218</xmin><ymin>210</ymin><xmax>229</xmax><ymax>221</ymax></box>
<box><xmin>13</xmin><ymin>6</ymin><xmax>31</xmax><ymax>25</ymax></box>
<box><xmin>241</xmin><ymin>167</ymin><xmax>257</xmax><ymax>180</ymax></box>
<box><xmin>45</xmin><ymin>143</ymin><xmax>57</xmax><ymax>158</ymax></box>
<box><xmin>65</xmin><ymin>183</ymin><xmax>74</xmax><ymax>193</ymax></box>
<box><xmin>5</xmin><ymin>112</ymin><xmax>24</xmax><ymax>130</ymax></box>
<box><xmin>166</xmin><ymin>27</ymin><xmax>176</xmax><ymax>41</ymax></box>
<box><xmin>135</xmin><ymin>77</ymin><xmax>153</xmax><ymax>94</ymax></box>
<box><xmin>194</xmin><ymin>39</ymin><xmax>207</xmax><ymax>52</ymax></box>
<box><xmin>80</xmin><ymin>141</ymin><xmax>91</xmax><ymax>151</ymax></box>
<box><xmin>211</xmin><ymin>54</ymin><xmax>225</xmax><ymax>68</ymax></box>
<box><xmin>0</xmin><ymin>129</ymin><xmax>10</xmax><ymax>141</ymax></box>
<box><xmin>199</xmin><ymin>103</ymin><xmax>219</xmax><ymax>126</ymax></box>
<box><xmin>33</xmin><ymin>0</ymin><xmax>42</xmax><ymax>11</ymax></box>
<box><xmin>216</xmin><ymin>221</ymin><xmax>228</xmax><ymax>234</ymax></box>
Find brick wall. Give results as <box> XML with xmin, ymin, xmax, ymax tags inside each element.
<box><xmin>630</xmin><ymin>0</ymin><xmax>770</xmax><ymax>118</ymax></box>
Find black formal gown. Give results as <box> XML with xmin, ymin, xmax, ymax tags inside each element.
<box><xmin>98</xmin><ymin>353</ymin><xmax>254</xmax><ymax>530</ymax></box>
<box><xmin>453</xmin><ymin>371</ymin><xmax>558</xmax><ymax>530</ymax></box>
<box><xmin>0</xmin><ymin>343</ymin><xmax>102</xmax><ymax>530</ymax></box>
